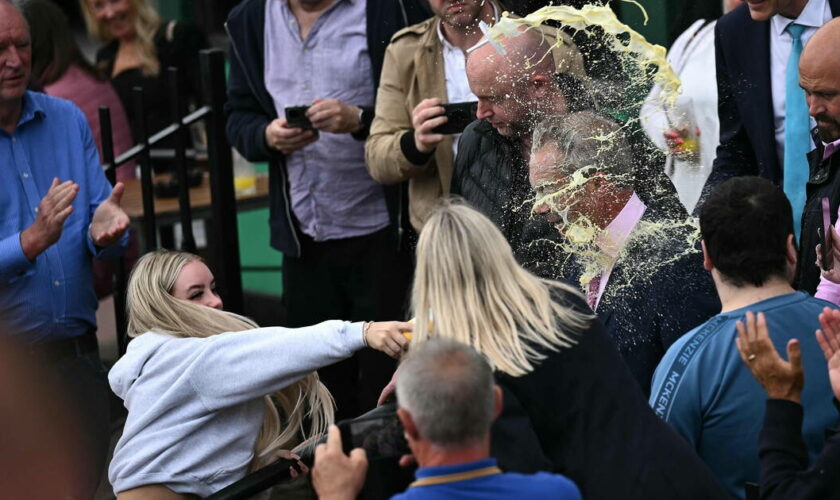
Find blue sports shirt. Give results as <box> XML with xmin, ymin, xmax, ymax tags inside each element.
<box><xmin>649</xmin><ymin>292</ymin><xmax>840</xmax><ymax>499</ymax></box>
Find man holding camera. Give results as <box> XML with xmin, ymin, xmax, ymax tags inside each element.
<box><xmin>225</xmin><ymin>0</ymin><xmax>429</xmax><ymax>418</ymax></box>
<box><xmin>365</xmin><ymin>0</ymin><xmax>499</xmax><ymax>232</ymax></box>
<box><xmin>312</xmin><ymin>339</ymin><xmax>582</xmax><ymax>499</ymax></box>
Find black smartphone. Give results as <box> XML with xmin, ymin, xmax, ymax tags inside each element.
<box><xmin>284</xmin><ymin>105</ymin><xmax>314</xmax><ymax>130</ymax></box>
<box><xmin>432</xmin><ymin>101</ymin><xmax>478</xmax><ymax>135</ymax></box>
<box><xmin>822</xmin><ymin>197</ymin><xmax>833</xmax><ymax>271</ymax></box>
<box><xmin>338</xmin><ymin>412</ymin><xmax>410</xmax><ymax>460</ymax></box>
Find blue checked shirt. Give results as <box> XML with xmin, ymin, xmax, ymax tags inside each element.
<box><xmin>0</xmin><ymin>91</ymin><xmax>128</xmax><ymax>343</ymax></box>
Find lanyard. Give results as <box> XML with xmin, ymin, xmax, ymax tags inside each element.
<box><xmin>409</xmin><ymin>466</ymin><xmax>503</xmax><ymax>488</ymax></box>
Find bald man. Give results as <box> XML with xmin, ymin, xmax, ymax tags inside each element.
<box><xmin>449</xmin><ymin>27</ymin><xmax>588</xmax><ymax>276</ymax></box>
<box><xmin>796</xmin><ymin>17</ymin><xmax>840</xmax><ymax>293</ymax></box>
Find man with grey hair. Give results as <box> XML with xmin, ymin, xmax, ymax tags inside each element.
<box><xmin>0</xmin><ymin>0</ymin><xmax>130</xmax><ymax>495</ymax></box>
<box><xmin>529</xmin><ymin>111</ymin><xmax>719</xmax><ymax>394</ymax></box>
<box><xmin>312</xmin><ymin>339</ymin><xmax>581</xmax><ymax>499</ymax></box>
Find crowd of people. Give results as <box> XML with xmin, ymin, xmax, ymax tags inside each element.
<box><xmin>3</xmin><ymin>0</ymin><xmax>840</xmax><ymax>498</ymax></box>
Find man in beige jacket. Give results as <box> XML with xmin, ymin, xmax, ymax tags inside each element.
<box><xmin>365</xmin><ymin>0</ymin><xmax>499</xmax><ymax>232</ymax></box>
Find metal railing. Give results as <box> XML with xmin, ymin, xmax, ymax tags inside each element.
<box><xmin>99</xmin><ymin>49</ymin><xmax>243</xmax><ymax>355</ymax></box>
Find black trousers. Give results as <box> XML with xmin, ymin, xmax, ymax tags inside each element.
<box><xmin>283</xmin><ymin>226</ymin><xmax>413</xmax><ymax>420</ymax></box>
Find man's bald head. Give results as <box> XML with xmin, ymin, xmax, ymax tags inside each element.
<box><xmin>800</xmin><ymin>18</ymin><xmax>840</xmax><ymax>143</ymax></box>
<box><xmin>466</xmin><ymin>26</ymin><xmax>565</xmax><ymax>137</ymax></box>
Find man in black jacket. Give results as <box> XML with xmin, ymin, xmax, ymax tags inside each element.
<box><xmin>795</xmin><ymin>18</ymin><xmax>840</xmax><ymax>293</ymax></box>
<box><xmin>224</xmin><ymin>0</ymin><xmax>430</xmax><ymax>418</ymax></box>
<box><xmin>529</xmin><ymin>111</ymin><xmax>719</xmax><ymax>393</ymax></box>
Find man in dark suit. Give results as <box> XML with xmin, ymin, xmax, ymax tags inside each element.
<box><xmin>529</xmin><ymin>111</ymin><xmax>720</xmax><ymax>393</ymax></box>
<box><xmin>701</xmin><ymin>0</ymin><xmax>839</xmax><ymax>236</ymax></box>
<box><xmin>797</xmin><ymin>18</ymin><xmax>840</xmax><ymax>293</ymax></box>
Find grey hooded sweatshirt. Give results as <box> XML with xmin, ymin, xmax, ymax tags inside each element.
<box><xmin>108</xmin><ymin>320</ymin><xmax>365</xmax><ymax>496</ymax></box>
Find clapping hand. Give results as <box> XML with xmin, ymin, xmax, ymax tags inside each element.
<box><xmin>90</xmin><ymin>182</ymin><xmax>130</xmax><ymax>248</ymax></box>
<box><xmin>816</xmin><ymin>307</ymin><xmax>840</xmax><ymax>401</ymax></box>
<box><xmin>735</xmin><ymin>311</ymin><xmax>804</xmax><ymax>403</ymax></box>
<box><xmin>20</xmin><ymin>178</ymin><xmax>79</xmax><ymax>260</ymax></box>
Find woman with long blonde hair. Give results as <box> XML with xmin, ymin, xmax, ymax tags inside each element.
<box><xmin>109</xmin><ymin>250</ymin><xmax>410</xmax><ymax>499</ymax></box>
<box><xmin>408</xmin><ymin>200</ymin><xmax>728</xmax><ymax>499</ymax></box>
<box><xmin>80</xmin><ymin>0</ymin><xmax>206</xmax><ymax>145</ymax></box>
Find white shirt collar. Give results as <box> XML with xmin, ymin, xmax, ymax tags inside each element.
<box><xmin>436</xmin><ymin>1</ymin><xmax>500</xmax><ymax>51</ymax></box>
<box><xmin>772</xmin><ymin>0</ymin><xmax>827</xmax><ymax>36</ymax></box>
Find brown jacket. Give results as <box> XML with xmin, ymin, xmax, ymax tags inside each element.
<box><xmin>365</xmin><ymin>12</ymin><xmax>586</xmax><ymax>230</ymax></box>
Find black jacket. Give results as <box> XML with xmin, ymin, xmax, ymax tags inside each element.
<box><xmin>492</xmin><ymin>291</ymin><xmax>728</xmax><ymax>499</ymax></box>
<box><xmin>590</xmin><ymin>204</ymin><xmax>720</xmax><ymax>394</ymax></box>
<box><xmin>759</xmin><ymin>399</ymin><xmax>840</xmax><ymax>500</ymax></box>
<box><xmin>224</xmin><ymin>0</ymin><xmax>430</xmax><ymax>256</ymax></box>
<box><xmin>701</xmin><ymin>1</ymin><xmax>840</xmax><ymax>196</ymax></box>
<box><xmin>797</xmin><ymin>144</ymin><xmax>840</xmax><ymax>294</ymax></box>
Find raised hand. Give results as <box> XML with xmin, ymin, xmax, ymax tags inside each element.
<box><xmin>307</xmin><ymin>99</ymin><xmax>361</xmax><ymax>134</ymax></box>
<box><xmin>312</xmin><ymin>425</ymin><xmax>368</xmax><ymax>500</ymax></box>
<box><xmin>816</xmin><ymin>307</ymin><xmax>840</xmax><ymax>401</ymax></box>
<box><xmin>365</xmin><ymin>321</ymin><xmax>412</xmax><ymax>359</ymax></box>
<box><xmin>735</xmin><ymin>311</ymin><xmax>804</xmax><ymax>403</ymax></box>
<box><xmin>815</xmin><ymin>227</ymin><xmax>840</xmax><ymax>283</ymax></box>
<box><xmin>20</xmin><ymin>178</ymin><xmax>79</xmax><ymax>260</ymax></box>
<box><xmin>90</xmin><ymin>182</ymin><xmax>130</xmax><ymax>248</ymax></box>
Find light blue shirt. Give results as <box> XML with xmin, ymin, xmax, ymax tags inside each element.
<box><xmin>0</xmin><ymin>91</ymin><xmax>128</xmax><ymax>343</ymax></box>
<box><xmin>263</xmin><ymin>0</ymin><xmax>389</xmax><ymax>242</ymax></box>
<box><xmin>649</xmin><ymin>292</ymin><xmax>840</xmax><ymax>499</ymax></box>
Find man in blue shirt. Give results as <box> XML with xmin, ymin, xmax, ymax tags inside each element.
<box><xmin>0</xmin><ymin>1</ymin><xmax>129</xmax><ymax>494</ymax></box>
<box><xmin>649</xmin><ymin>177</ymin><xmax>840</xmax><ymax>499</ymax></box>
<box><xmin>312</xmin><ymin>339</ymin><xmax>581</xmax><ymax>500</ymax></box>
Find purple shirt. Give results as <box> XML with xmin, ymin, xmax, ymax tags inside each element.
<box><xmin>263</xmin><ymin>0</ymin><xmax>389</xmax><ymax>241</ymax></box>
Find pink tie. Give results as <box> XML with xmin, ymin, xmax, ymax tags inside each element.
<box><xmin>587</xmin><ymin>274</ymin><xmax>602</xmax><ymax>310</ymax></box>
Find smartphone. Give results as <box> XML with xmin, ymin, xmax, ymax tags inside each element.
<box><xmin>432</xmin><ymin>101</ymin><xmax>478</xmax><ymax>135</ymax></box>
<box><xmin>338</xmin><ymin>412</ymin><xmax>410</xmax><ymax>460</ymax></box>
<box><xmin>822</xmin><ymin>197</ymin><xmax>833</xmax><ymax>271</ymax></box>
<box><xmin>284</xmin><ymin>105</ymin><xmax>314</xmax><ymax>130</ymax></box>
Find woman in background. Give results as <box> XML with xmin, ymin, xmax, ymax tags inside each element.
<box><xmin>110</xmin><ymin>250</ymin><xmax>411</xmax><ymax>499</ymax></box>
<box><xmin>80</xmin><ymin>0</ymin><xmax>207</xmax><ymax>143</ymax></box>
<box><xmin>23</xmin><ymin>0</ymin><xmax>134</xmax><ymax>181</ymax></box>
<box><xmin>640</xmin><ymin>0</ymin><xmax>744</xmax><ymax>213</ymax></box>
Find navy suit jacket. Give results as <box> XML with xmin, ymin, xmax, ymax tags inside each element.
<box><xmin>594</xmin><ymin>204</ymin><xmax>720</xmax><ymax>395</ymax></box>
<box><xmin>701</xmin><ymin>1</ymin><xmax>840</xmax><ymax>197</ymax></box>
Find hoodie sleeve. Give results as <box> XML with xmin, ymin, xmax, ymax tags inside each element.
<box><xmin>188</xmin><ymin>321</ymin><xmax>365</xmax><ymax>411</ymax></box>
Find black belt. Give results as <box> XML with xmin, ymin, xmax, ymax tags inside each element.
<box><xmin>31</xmin><ymin>331</ymin><xmax>99</xmax><ymax>361</ymax></box>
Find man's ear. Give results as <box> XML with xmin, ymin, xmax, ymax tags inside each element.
<box><xmin>491</xmin><ymin>385</ymin><xmax>503</xmax><ymax>421</ymax></box>
<box><xmin>397</xmin><ymin>408</ymin><xmax>420</xmax><ymax>442</ymax></box>
<box><xmin>785</xmin><ymin>233</ymin><xmax>798</xmax><ymax>278</ymax></box>
<box><xmin>701</xmin><ymin>240</ymin><xmax>713</xmax><ymax>271</ymax></box>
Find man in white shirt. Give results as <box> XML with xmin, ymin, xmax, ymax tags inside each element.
<box><xmin>701</xmin><ymin>0</ymin><xmax>838</xmax><ymax>246</ymax></box>
<box><xmin>365</xmin><ymin>0</ymin><xmax>499</xmax><ymax>232</ymax></box>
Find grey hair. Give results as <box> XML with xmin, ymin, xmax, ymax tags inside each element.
<box><xmin>531</xmin><ymin>111</ymin><xmax>635</xmax><ymax>189</ymax></box>
<box><xmin>396</xmin><ymin>339</ymin><xmax>495</xmax><ymax>449</ymax></box>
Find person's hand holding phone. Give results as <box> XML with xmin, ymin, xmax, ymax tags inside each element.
<box><xmin>817</xmin><ymin>227</ymin><xmax>840</xmax><ymax>283</ymax></box>
<box><xmin>307</xmin><ymin>99</ymin><xmax>362</xmax><ymax>134</ymax></box>
<box><xmin>412</xmin><ymin>98</ymin><xmax>446</xmax><ymax>154</ymax></box>
<box><xmin>313</xmin><ymin>425</ymin><xmax>368</xmax><ymax>500</ymax></box>
<box><xmin>265</xmin><ymin>118</ymin><xmax>317</xmax><ymax>155</ymax></box>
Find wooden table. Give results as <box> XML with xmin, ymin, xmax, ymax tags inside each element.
<box><xmin>122</xmin><ymin>173</ymin><xmax>270</xmax><ymax>227</ymax></box>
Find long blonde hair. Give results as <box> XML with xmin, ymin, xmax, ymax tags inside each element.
<box><xmin>412</xmin><ymin>200</ymin><xmax>593</xmax><ymax>377</ymax></box>
<box><xmin>126</xmin><ymin>250</ymin><xmax>334</xmax><ymax>470</ymax></box>
<box><xmin>80</xmin><ymin>0</ymin><xmax>162</xmax><ymax>76</ymax></box>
